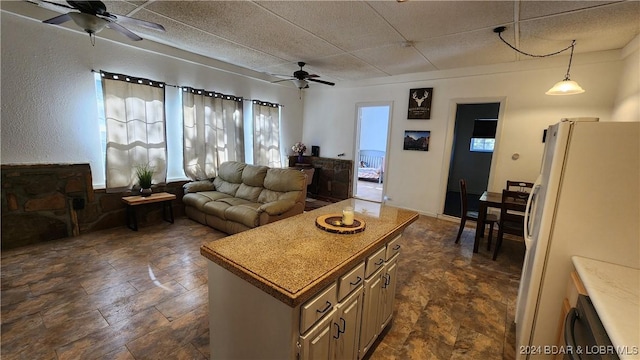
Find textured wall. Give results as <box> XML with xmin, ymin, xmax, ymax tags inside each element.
<box><xmin>1</xmin><ymin>164</ymin><xmax>187</xmax><ymax>250</ymax></box>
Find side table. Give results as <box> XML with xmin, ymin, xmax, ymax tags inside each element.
<box><xmin>122</xmin><ymin>192</ymin><xmax>176</xmax><ymax>231</ymax></box>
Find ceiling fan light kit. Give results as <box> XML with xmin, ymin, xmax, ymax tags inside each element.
<box><xmin>271</xmin><ymin>61</ymin><xmax>335</xmax><ymax>90</ymax></box>
<box><xmin>494</xmin><ymin>26</ymin><xmax>585</xmax><ymax>96</ymax></box>
<box><xmin>68</xmin><ymin>12</ymin><xmax>108</xmax><ymax>34</ymax></box>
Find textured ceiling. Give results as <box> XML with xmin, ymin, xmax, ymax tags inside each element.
<box><xmin>3</xmin><ymin>0</ymin><xmax>639</xmax><ymax>85</ymax></box>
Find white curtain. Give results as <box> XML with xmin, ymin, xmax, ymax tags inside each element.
<box><xmin>102</xmin><ymin>72</ymin><xmax>166</xmax><ymax>192</ymax></box>
<box><xmin>252</xmin><ymin>100</ymin><xmax>281</xmax><ymax>168</ymax></box>
<box><xmin>182</xmin><ymin>88</ymin><xmax>243</xmax><ymax>180</ymax></box>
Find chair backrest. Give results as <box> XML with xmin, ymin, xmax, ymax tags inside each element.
<box><xmin>506</xmin><ymin>180</ymin><xmax>534</xmax><ymax>193</ymax></box>
<box><xmin>500</xmin><ymin>190</ymin><xmax>527</xmax><ymax>234</ymax></box>
<box><xmin>459</xmin><ymin>179</ymin><xmax>469</xmax><ymax>216</ymax></box>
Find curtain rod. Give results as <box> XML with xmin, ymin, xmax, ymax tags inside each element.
<box><xmin>91</xmin><ymin>69</ymin><xmax>284</xmax><ymax>107</ymax></box>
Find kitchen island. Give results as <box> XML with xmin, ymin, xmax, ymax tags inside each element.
<box><xmin>200</xmin><ymin>199</ymin><xmax>419</xmax><ymax>360</ymax></box>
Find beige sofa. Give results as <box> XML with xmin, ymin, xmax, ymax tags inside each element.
<box><xmin>182</xmin><ymin>161</ymin><xmax>307</xmax><ymax>234</ymax></box>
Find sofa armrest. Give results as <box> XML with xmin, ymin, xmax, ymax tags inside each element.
<box><xmin>183</xmin><ymin>180</ymin><xmax>215</xmax><ymax>194</ymax></box>
<box><xmin>258</xmin><ymin>200</ymin><xmax>296</xmax><ymax>216</ymax></box>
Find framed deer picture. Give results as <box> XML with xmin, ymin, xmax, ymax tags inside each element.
<box><xmin>407</xmin><ymin>88</ymin><xmax>433</xmax><ymax>119</ymax></box>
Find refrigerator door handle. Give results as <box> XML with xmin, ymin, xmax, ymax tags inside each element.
<box><xmin>524</xmin><ymin>176</ymin><xmax>542</xmax><ymax>249</ymax></box>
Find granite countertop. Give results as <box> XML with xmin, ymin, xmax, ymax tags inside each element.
<box><xmin>572</xmin><ymin>256</ymin><xmax>640</xmax><ymax>360</ymax></box>
<box><xmin>201</xmin><ymin>199</ymin><xmax>419</xmax><ymax>307</ymax></box>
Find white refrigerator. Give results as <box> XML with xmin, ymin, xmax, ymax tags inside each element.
<box><xmin>515</xmin><ymin>119</ymin><xmax>640</xmax><ymax>359</ymax></box>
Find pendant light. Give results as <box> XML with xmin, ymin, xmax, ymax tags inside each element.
<box><xmin>494</xmin><ymin>26</ymin><xmax>585</xmax><ymax>95</ymax></box>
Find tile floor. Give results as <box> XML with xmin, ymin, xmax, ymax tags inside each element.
<box><xmin>356</xmin><ymin>180</ymin><xmax>383</xmax><ymax>203</ymax></box>
<box><xmin>1</xmin><ymin>213</ymin><xmax>524</xmax><ymax>359</ymax></box>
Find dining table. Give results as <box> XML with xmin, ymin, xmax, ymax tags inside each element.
<box><xmin>474</xmin><ymin>190</ymin><xmax>527</xmax><ymax>253</ymax></box>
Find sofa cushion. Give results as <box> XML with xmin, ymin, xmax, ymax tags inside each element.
<box><xmin>183</xmin><ymin>191</ymin><xmax>232</xmax><ymax>210</ymax></box>
<box><xmin>225</xmin><ymin>204</ymin><xmax>262</xmax><ymax>228</ymax></box>
<box><xmin>217</xmin><ymin>197</ymin><xmax>254</xmax><ymax>207</ymax></box>
<box><xmin>218</xmin><ymin>161</ymin><xmax>246</xmax><ymax>183</ymax></box>
<box><xmin>236</xmin><ymin>183</ymin><xmax>263</xmax><ymax>203</ymax></box>
<box><xmin>242</xmin><ymin>165</ymin><xmax>268</xmax><ymax>187</ymax></box>
<box><xmin>263</xmin><ymin>168</ymin><xmax>306</xmax><ymax>192</ymax></box>
<box><xmin>202</xmin><ymin>200</ymin><xmax>232</xmax><ymax>219</ymax></box>
<box><xmin>183</xmin><ymin>180</ymin><xmax>215</xmax><ymax>194</ymax></box>
<box><xmin>213</xmin><ymin>178</ymin><xmax>241</xmax><ymax>197</ymax></box>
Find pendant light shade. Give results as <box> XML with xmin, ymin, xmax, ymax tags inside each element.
<box><xmin>545</xmin><ymin>79</ymin><xmax>585</xmax><ymax>95</ymax></box>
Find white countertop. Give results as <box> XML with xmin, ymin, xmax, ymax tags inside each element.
<box><xmin>572</xmin><ymin>256</ymin><xmax>640</xmax><ymax>360</ymax></box>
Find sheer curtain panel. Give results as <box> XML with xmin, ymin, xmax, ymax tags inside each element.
<box><xmin>252</xmin><ymin>100</ymin><xmax>281</xmax><ymax>168</ymax></box>
<box><xmin>101</xmin><ymin>71</ymin><xmax>167</xmax><ymax>192</ymax></box>
<box><xmin>182</xmin><ymin>88</ymin><xmax>244</xmax><ymax>180</ymax></box>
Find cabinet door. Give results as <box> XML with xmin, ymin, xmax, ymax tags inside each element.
<box><xmin>358</xmin><ymin>267</ymin><xmax>383</xmax><ymax>358</ymax></box>
<box><xmin>299</xmin><ymin>309</ymin><xmax>336</xmax><ymax>360</ymax></box>
<box><xmin>334</xmin><ymin>286</ymin><xmax>363</xmax><ymax>360</ymax></box>
<box><xmin>380</xmin><ymin>254</ymin><xmax>399</xmax><ymax>330</ymax></box>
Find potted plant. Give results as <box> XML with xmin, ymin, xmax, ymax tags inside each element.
<box><xmin>135</xmin><ymin>163</ymin><xmax>155</xmax><ymax>197</ymax></box>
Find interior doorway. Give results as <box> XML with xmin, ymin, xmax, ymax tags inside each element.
<box><xmin>354</xmin><ymin>103</ymin><xmax>391</xmax><ymax>203</ymax></box>
<box><xmin>444</xmin><ymin>103</ymin><xmax>500</xmax><ymax>216</ymax></box>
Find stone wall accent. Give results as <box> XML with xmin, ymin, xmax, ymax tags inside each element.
<box><xmin>288</xmin><ymin>156</ymin><xmax>353</xmax><ymax>201</ymax></box>
<box><xmin>1</xmin><ymin>164</ymin><xmax>187</xmax><ymax>250</ymax></box>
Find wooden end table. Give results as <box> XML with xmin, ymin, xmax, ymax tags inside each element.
<box><xmin>122</xmin><ymin>192</ymin><xmax>176</xmax><ymax>231</ymax></box>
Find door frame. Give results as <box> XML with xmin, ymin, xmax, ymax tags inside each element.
<box><xmin>353</xmin><ymin>101</ymin><xmax>393</xmax><ymax>202</ymax></box>
<box><xmin>438</xmin><ymin>97</ymin><xmax>507</xmax><ymax>217</ymax></box>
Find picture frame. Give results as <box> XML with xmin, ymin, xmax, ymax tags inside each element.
<box><xmin>404</xmin><ymin>130</ymin><xmax>430</xmax><ymax>151</ymax></box>
<box><xmin>407</xmin><ymin>88</ymin><xmax>433</xmax><ymax>119</ymax></box>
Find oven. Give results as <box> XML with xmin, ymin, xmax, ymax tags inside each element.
<box><xmin>563</xmin><ymin>295</ymin><xmax>619</xmax><ymax>360</ymax></box>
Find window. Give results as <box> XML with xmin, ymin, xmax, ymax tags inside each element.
<box><xmin>182</xmin><ymin>87</ymin><xmax>244</xmax><ymax>180</ymax></box>
<box><xmin>470</xmin><ymin>118</ymin><xmax>497</xmax><ymax>153</ymax></box>
<box><xmin>101</xmin><ymin>71</ymin><xmax>167</xmax><ymax>192</ymax></box>
<box><xmin>470</xmin><ymin>138</ymin><xmax>495</xmax><ymax>152</ymax></box>
<box><xmin>252</xmin><ymin>100</ymin><xmax>281</xmax><ymax>167</ymax></box>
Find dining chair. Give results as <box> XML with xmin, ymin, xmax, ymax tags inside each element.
<box><xmin>455</xmin><ymin>179</ymin><xmax>498</xmax><ymax>248</ymax></box>
<box><xmin>493</xmin><ymin>190</ymin><xmax>528</xmax><ymax>260</ymax></box>
<box><xmin>506</xmin><ymin>180</ymin><xmax>534</xmax><ymax>193</ymax></box>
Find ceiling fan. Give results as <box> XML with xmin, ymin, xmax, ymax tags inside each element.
<box><xmin>29</xmin><ymin>0</ymin><xmax>165</xmax><ymax>44</ymax></box>
<box><xmin>272</xmin><ymin>62</ymin><xmax>336</xmax><ymax>89</ymax></box>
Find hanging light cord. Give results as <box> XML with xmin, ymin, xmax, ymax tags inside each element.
<box><xmin>495</xmin><ymin>26</ymin><xmax>577</xmax><ymax>81</ymax></box>
<box><xmin>496</xmin><ymin>29</ymin><xmax>575</xmax><ymax>58</ymax></box>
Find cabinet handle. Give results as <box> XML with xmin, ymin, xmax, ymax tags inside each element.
<box><xmin>349</xmin><ymin>276</ymin><xmax>362</xmax><ymax>286</ymax></box>
<box><xmin>316</xmin><ymin>301</ymin><xmax>331</xmax><ymax>314</ymax></box>
<box><xmin>333</xmin><ymin>317</ymin><xmax>346</xmax><ymax>339</ymax></box>
<box><xmin>375</xmin><ymin>258</ymin><xmax>384</xmax><ymax>266</ymax></box>
<box><xmin>382</xmin><ymin>273</ymin><xmax>391</xmax><ymax>288</ymax></box>
<box><xmin>333</xmin><ymin>322</ymin><xmax>341</xmax><ymax>339</ymax></box>
<box><xmin>393</xmin><ymin>244</ymin><xmax>401</xmax><ymax>251</ymax></box>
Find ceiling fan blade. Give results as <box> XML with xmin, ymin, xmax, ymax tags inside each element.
<box><xmin>306</xmin><ymin>74</ymin><xmax>320</xmax><ymax>78</ymax></box>
<box><xmin>105</xmin><ymin>21</ymin><xmax>143</xmax><ymax>41</ymax></box>
<box><xmin>109</xmin><ymin>14</ymin><xmax>166</xmax><ymax>32</ymax></box>
<box><xmin>271</xmin><ymin>78</ymin><xmax>294</xmax><ymax>84</ymax></box>
<box><xmin>307</xmin><ymin>78</ymin><xmax>335</xmax><ymax>86</ymax></box>
<box><xmin>29</xmin><ymin>0</ymin><xmax>75</xmax><ymax>13</ymax></box>
<box><xmin>43</xmin><ymin>13</ymin><xmax>72</xmax><ymax>25</ymax></box>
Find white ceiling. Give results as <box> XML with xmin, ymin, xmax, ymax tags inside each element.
<box><xmin>3</xmin><ymin>0</ymin><xmax>640</xmax><ymax>85</ymax></box>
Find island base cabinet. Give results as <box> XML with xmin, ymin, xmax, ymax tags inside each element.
<box><xmin>299</xmin><ymin>287</ymin><xmax>363</xmax><ymax>360</ymax></box>
<box><xmin>208</xmin><ymin>262</ymin><xmax>298</xmax><ymax>360</ymax></box>
<box><xmin>299</xmin><ymin>308</ymin><xmax>337</xmax><ymax>360</ymax></box>
<box><xmin>359</xmin><ymin>266</ymin><xmax>384</xmax><ymax>357</ymax></box>
<box><xmin>380</xmin><ymin>254</ymin><xmax>399</xmax><ymax>331</ymax></box>
<box><xmin>334</xmin><ymin>287</ymin><xmax>363</xmax><ymax>360</ymax></box>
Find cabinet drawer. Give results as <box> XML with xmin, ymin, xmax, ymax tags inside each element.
<box><xmin>300</xmin><ymin>282</ymin><xmax>337</xmax><ymax>334</ymax></box>
<box><xmin>385</xmin><ymin>235</ymin><xmax>402</xmax><ymax>260</ymax></box>
<box><xmin>338</xmin><ymin>262</ymin><xmax>365</xmax><ymax>302</ymax></box>
<box><xmin>365</xmin><ymin>247</ymin><xmax>386</xmax><ymax>279</ymax></box>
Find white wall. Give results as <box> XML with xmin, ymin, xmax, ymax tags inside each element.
<box><xmin>1</xmin><ymin>12</ymin><xmax>303</xmax><ymax>187</ymax></box>
<box><xmin>302</xmin><ymin>51</ymin><xmax>635</xmax><ymax>216</ymax></box>
<box><xmin>612</xmin><ymin>35</ymin><xmax>640</xmax><ymax>121</ymax></box>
